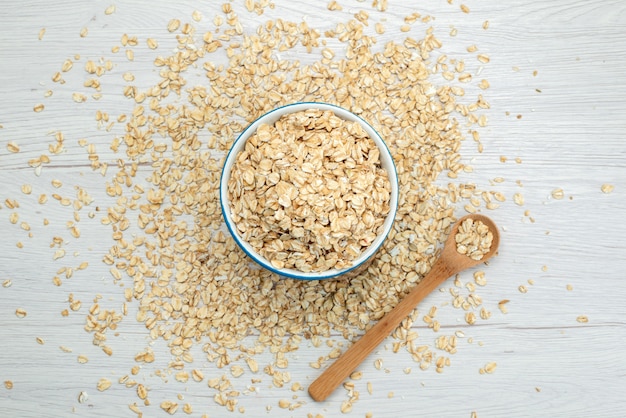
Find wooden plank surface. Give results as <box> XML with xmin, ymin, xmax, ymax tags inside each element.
<box><xmin>1</xmin><ymin>1</ymin><xmax>625</xmax><ymax>417</ymax></box>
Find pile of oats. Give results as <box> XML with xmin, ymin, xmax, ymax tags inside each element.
<box><xmin>227</xmin><ymin>108</ymin><xmax>392</xmax><ymax>272</ymax></box>
<box><xmin>455</xmin><ymin>218</ymin><xmax>494</xmax><ymax>260</ymax></box>
<box><xmin>18</xmin><ymin>1</ymin><xmax>503</xmax><ymax>414</ymax></box>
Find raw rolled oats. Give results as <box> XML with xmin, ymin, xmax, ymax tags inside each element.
<box><xmin>227</xmin><ymin>109</ymin><xmax>391</xmax><ymax>272</ymax></box>
<box><xmin>97</xmin><ymin>378</ymin><xmax>112</xmax><ymax>391</ymax></box>
<box><xmin>22</xmin><ymin>1</ymin><xmax>505</xmax><ymax>414</ymax></box>
<box><xmin>455</xmin><ymin>219</ymin><xmax>494</xmax><ymax>260</ymax></box>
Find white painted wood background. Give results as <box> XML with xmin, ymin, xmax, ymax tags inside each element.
<box><xmin>1</xmin><ymin>1</ymin><xmax>625</xmax><ymax>417</ymax></box>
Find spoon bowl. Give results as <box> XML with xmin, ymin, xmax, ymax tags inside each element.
<box><xmin>308</xmin><ymin>213</ymin><xmax>500</xmax><ymax>402</ymax></box>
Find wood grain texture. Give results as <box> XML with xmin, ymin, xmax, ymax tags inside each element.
<box><xmin>1</xmin><ymin>1</ymin><xmax>625</xmax><ymax>417</ymax></box>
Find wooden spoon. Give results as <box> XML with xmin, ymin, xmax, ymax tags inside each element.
<box><xmin>308</xmin><ymin>214</ymin><xmax>500</xmax><ymax>402</ymax></box>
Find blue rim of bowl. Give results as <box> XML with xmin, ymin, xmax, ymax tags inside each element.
<box><xmin>219</xmin><ymin>102</ymin><xmax>399</xmax><ymax>280</ymax></box>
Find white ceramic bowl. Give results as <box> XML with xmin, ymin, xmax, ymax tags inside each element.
<box><xmin>219</xmin><ymin>102</ymin><xmax>398</xmax><ymax>280</ymax></box>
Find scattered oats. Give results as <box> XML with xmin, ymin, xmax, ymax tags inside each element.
<box><xmin>167</xmin><ymin>19</ymin><xmax>181</xmax><ymax>32</ymax></box>
<box><xmin>513</xmin><ymin>193</ymin><xmax>524</xmax><ymax>206</ymax></box>
<box><xmin>340</xmin><ymin>400</ymin><xmax>353</xmax><ymax>413</ymax></box>
<box><xmin>104</xmin><ymin>5</ymin><xmax>116</xmax><ymax>15</ymax></box>
<box><xmin>78</xmin><ymin>391</ymin><xmax>88</xmax><ymax>403</ymax></box>
<box><xmin>38</xmin><ymin>28</ymin><xmax>46</xmax><ymax>40</ymax></box>
<box><xmin>25</xmin><ymin>8</ymin><xmax>510</xmax><ymax>411</ymax></box>
<box><xmin>146</xmin><ymin>38</ymin><xmax>158</xmax><ymax>49</ymax></box>
<box><xmin>473</xmin><ymin>271</ymin><xmax>487</xmax><ymax>286</ymax></box>
<box><xmin>80</xmin><ymin>27</ymin><xmax>88</xmax><ymax>38</ymax></box>
<box><xmin>291</xmin><ymin>382</ymin><xmax>303</xmax><ymax>391</ymax></box>
<box><xmin>483</xmin><ymin>362</ymin><xmax>497</xmax><ymax>374</ymax></box>
<box><xmin>498</xmin><ymin>300</ymin><xmax>510</xmax><ymax>314</ymax></box>
<box><xmin>160</xmin><ymin>401</ymin><xmax>178</xmax><ymax>414</ymax></box>
<box><xmin>15</xmin><ymin>308</ymin><xmax>27</xmax><ymax>318</ymax></box>
<box><xmin>175</xmin><ymin>371</ymin><xmax>189</xmax><ymax>382</ymax></box>
<box><xmin>3</xmin><ymin>279</ymin><xmax>12</xmax><ymax>288</ymax></box>
<box><xmin>136</xmin><ymin>384</ymin><xmax>148</xmax><ymax>400</ymax></box>
<box><xmin>566</xmin><ymin>284</ymin><xmax>573</xmax><ymax>291</ymax></box>
<box><xmin>191</xmin><ymin>369</ymin><xmax>204</xmax><ymax>382</ymax></box>
<box><xmin>601</xmin><ymin>184</ymin><xmax>614</xmax><ymax>194</ymax></box>
<box><xmin>72</xmin><ymin>93</ymin><xmax>88</xmax><ymax>103</ymax></box>
<box><xmin>349</xmin><ymin>371</ymin><xmax>362</xmax><ymax>380</ymax></box>
<box><xmin>518</xmin><ymin>285</ymin><xmax>528</xmax><ymax>294</ymax></box>
<box><xmin>355</xmin><ymin>10</ymin><xmax>370</xmax><ymax>25</ymax></box>
<box><xmin>477</xmin><ymin>54</ymin><xmax>490</xmax><ymax>64</ymax></box>
<box><xmin>97</xmin><ymin>378</ymin><xmax>112</xmax><ymax>391</ymax></box>
<box><xmin>576</xmin><ymin>315</ymin><xmax>589</xmax><ymax>323</ymax></box>
<box><xmin>7</xmin><ymin>141</ymin><xmax>20</xmax><ymax>153</ymax></box>
<box><xmin>77</xmin><ymin>355</ymin><xmax>89</xmax><ymax>364</ymax></box>
<box><xmin>62</xmin><ymin>59</ymin><xmax>73</xmax><ymax>72</ymax></box>
<box><xmin>230</xmin><ymin>365</ymin><xmax>245</xmax><ymax>378</ymax></box>
<box><xmin>460</xmin><ymin>4</ymin><xmax>470</xmax><ymax>13</ymax></box>
<box><xmin>373</xmin><ymin>0</ymin><xmax>388</xmax><ymax>12</ymax></box>
<box><xmin>34</xmin><ymin>103</ymin><xmax>45</xmax><ymax>112</ymax></box>
<box><xmin>183</xmin><ymin>403</ymin><xmax>193</xmax><ymax>414</ymax></box>
<box><xmin>4</xmin><ymin>380</ymin><xmax>14</xmax><ymax>390</ymax></box>
<box><xmin>245</xmin><ymin>357</ymin><xmax>259</xmax><ymax>373</ymax></box>
<box><xmin>458</xmin><ymin>72</ymin><xmax>472</xmax><ymax>83</ymax></box>
<box><xmin>321</xmin><ymin>47</ymin><xmax>335</xmax><ymax>60</ymax></box>
<box><xmin>129</xmin><ymin>403</ymin><xmax>142</xmax><ymax>415</ymax></box>
<box><xmin>278</xmin><ymin>399</ymin><xmax>291</xmax><ymax>409</ymax></box>
<box><xmin>327</xmin><ymin>0</ymin><xmax>343</xmax><ymax>11</ymax></box>
<box><xmin>551</xmin><ymin>188</ymin><xmax>565</xmax><ymax>200</ymax></box>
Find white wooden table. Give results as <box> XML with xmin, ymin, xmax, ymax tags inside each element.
<box><xmin>1</xmin><ymin>1</ymin><xmax>625</xmax><ymax>417</ymax></box>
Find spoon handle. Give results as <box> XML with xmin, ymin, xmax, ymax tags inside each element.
<box><xmin>308</xmin><ymin>258</ymin><xmax>454</xmax><ymax>402</ymax></box>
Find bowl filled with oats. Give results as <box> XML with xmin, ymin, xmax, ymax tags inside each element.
<box><xmin>220</xmin><ymin>102</ymin><xmax>398</xmax><ymax>280</ymax></box>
